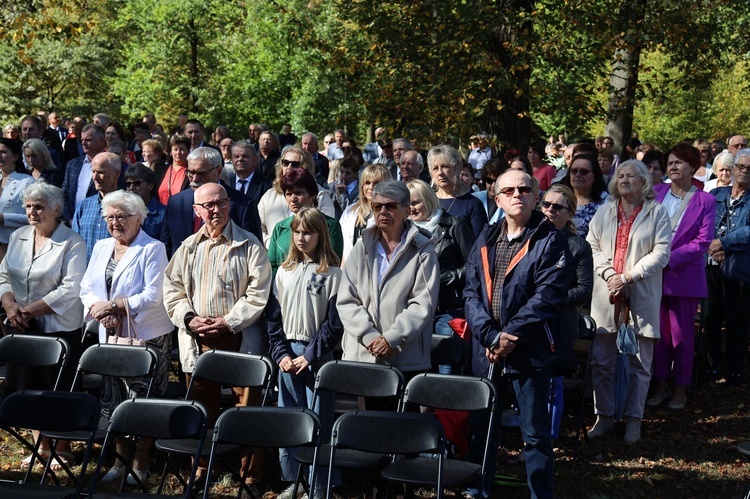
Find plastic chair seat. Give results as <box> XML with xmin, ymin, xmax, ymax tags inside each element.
<box><xmin>737</xmin><ymin>441</ymin><xmax>750</xmax><ymax>456</ymax></box>
<box><xmin>155</xmin><ymin>436</ymin><xmax>238</xmax><ymax>457</ymax></box>
<box><xmin>382</xmin><ymin>457</ymin><xmax>481</xmax><ymax>486</ymax></box>
<box><xmin>0</xmin><ymin>482</ymin><xmax>76</xmax><ymax>498</ymax></box>
<box><xmin>43</xmin><ymin>417</ymin><xmax>110</xmax><ymax>442</ymax></box>
<box><xmin>296</xmin><ymin>444</ymin><xmax>389</xmax><ymax>470</ymax></box>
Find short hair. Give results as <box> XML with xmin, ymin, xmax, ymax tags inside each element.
<box><xmin>125</xmin><ymin>163</ymin><xmax>157</xmax><ymax>185</ymax></box>
<box><xmin>527</xmin><ymin>140</ymin><xmax>545</xmax><ymax>156</ymax></box>
<box><xmin>339</xmin><ymin>157</ymin><xmax>360</xmax><ymax>174</ymax></box>
<box><xmin>427</xmin><ymin>144</ymin><xmax>463</xmax><ymax>186</ymax></box>
<box><xmin>608</xmin><ymin>159</ymin><xmax>654</xmax><ymax>201</ymax></box>
<box><xmin>280</xmin><ymin>168</ymin><xmax>319</xmax><ymax>198</ymax></box>
<box><xmin>169</xmin><ymin>134</ymin><xmax>191</xmax><ymax>150</ymax></box>
<box><xmin>105</xmin><ymin>121</ymin><xmax>128</xmax><ymax>142</ymax></box>
<box><xmin>232</xmin><ymin>141</ymin><xmax>258</xmax><ymax>159</ymax></box>
<box><xmin>641</xmin><ymin>150</ymin><xmax>665</xmax><ymax>173</ymax></box>
<box><xmin>260</xmin><ymin>131</ymin><xmax>278</xmax><ymax>147</ymax></box>
<box><xmin>495</xmin><ymin>170</ymin><xmax>538</xmax><ymax>197</ymax></box>
<box><xmin>598</xmin><ymin>149</ymin><xmax>615</xmax><ymax>161</ymax></box>
<box><xmin>81</xmin><ymin>123</ymin><xmax>105</xmax><ymax>140</ymax></box>
<box><xmin>187</xmin><ymin>146</ymin><xmax>222</xmax><ymax>169</ymax></box>
<box><xmin>21</xmin><ymin>115</ymin><xmax>42</xmax><ymax>131</ymax></box>
<box><xmin>392</xmin><ymin>138</ymin><xmax>414</xmax><ymax>150</ymax></box>
<box><xmin>107</xmin><ymin>140</ymin><xmax>127</xmax><ymax>155</ymax></box>
<box><xmin>543</xmin><ymin>184</ymin><xmax>577</xmax><ymax>234</ymax></box>
<box><xmin>101</xmin><ymin>190</ymin><xmax>148</xmax><ymax>226</ymax></box>
<box><xmin>142</xmin><ymin>138</ymin><xmax>164</xmax><ymax>155</ymax></box>
<box><xmin>94</xmin><ymin>113</ymin><xmax>111</xmax><ymax>127</ymax></box>
<box><xmin>215</xmin><ymin>126</ymin><xmax>231</xmax><ymax>140</ymax></box>
<box><xmin>735</xmin><ymin>148</ymin><xmax>750</xmax><ymax>164</ymax></box>
<box><xmin>712</xmin><ymin>150</ymin><xmax>735</xmax><ymax>170</ymax></box>
<box><xmin>301</xmin><ymin>132</ymin><xmax>318</xmax><ymax>144</ymax></box>
<box><xmin>406</xmin><ymin>179</ymin><xmax>439</xmax><ymax>218</ymax></box>
<box><xmin>185</xmin><ymin>119</ymin><xmax>204</xmax><ymax>130</ymax></box>
<box><xmin>664</xmin><ymin>143</ymin><xmax>701</xmax><ymax>174</ymax></box>
<box><xmin>94</xmin><ymin>152</ymin><xmax>122</xmax><ymax>172</ymax></box>
<box><xmin>283</xmin><ymin>208</ymin><xmax>340</xmax><ymax>273</ymax></box>
<box><xmin>132</xmin><ymin>122</ymin><xmax>150</xmax><ymax>134</ymax></box>
<box><xmin>372</xmin><ymin>179</ymin><xmax>410</xmax><ymax>208</ymax></box>
<box><xmin>481</xmin><ymin>157</ymin><xmax>509</xmax><ymax>183</ymax></box>
<box><xmin>23</xmin><ymin>138</ymin><xmax>56</xmax><ymax>172</ymax></box>
<box><xmin>401</xmin><ymin>150</ymin><xmax>423</xmax><ymax>168</ymax></box>
<box><xmin>23</xmin><ymin>181</ymin><xmax>63</xmax><ymax>213</ymax></box>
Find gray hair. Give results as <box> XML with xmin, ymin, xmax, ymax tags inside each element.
<box><xmin>23</xmin><ymin>181</ymin><xmax>63</xmax><ymax>213</ymax></box>
<box><xmin>93</xmin><ymin>113</ymin><xmax>111</xmax><ymax>127</ymax></box>
<box><xmin>735</xmin><ymin>148</ymin><xmax>750</xmax><ymax>164</ymax></box>
<box><xmin>187</xmin><ymin>146</ymin><xmax>222</xmax><ymax>169</ymax></box>
<box><xmin>81</xmin><ymin>123</ymin><xmax>105</xmax><ymax>140</ymax></box>
<box><xmin>393</xmin><ymin>138</ymin><xmax>414</xmax><ymax>151</ymax></box>
<box><xmin>232</xmin><ymin>141</ymin><xmax>258</xmax><ymax>159</ymax></box>
<box><xmin>23</xmin><ymin>138</ymin><xmax>56</xmax><ymax>172</ymax></box>
<box><xmin>402</xmin><ymin>150</ymin><xmax>423</xmax><ymax>168</ymax></box>
<box><xmin>608</xmin><ymin>159</ymin><xmax>654</xmax><ymax>201</ymax></box>
<box><xmin>372</xmin><ymin>179</ymin><xmax>410</xmax><ymax>208</ymax></box>
<box><xmin>101</xmin><ymin>190</ymin><xmax>148</xmax><ymax>226</ymax></box>
<box><xmin>302</xmin><ymin>132</ymin><xmax>318</xmax><ymax>144</ymax></box>
<box><xmin>713</xmin><ymin>150</ymin><xmax>735</xmax><ymax>170</ymax></box>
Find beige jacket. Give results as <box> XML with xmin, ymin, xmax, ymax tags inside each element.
<box><xmin>587</xmin><ymin>198</ymin><xmax>671</xmax><ymax>338</ymax></box>
<box><xmin>163</xmin><ymin>221</ymin><xmax>272</xmax><ymax>372</ymax></box>
<box><xmin>337</xmin><ymin>221</ymin><xmax>439</xmax><ymax>372</ymax></box>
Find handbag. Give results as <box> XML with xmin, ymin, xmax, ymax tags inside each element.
<box><xmin>105</xmin><ymin>300</ymin><xmax>145</xmax><ymax>347</ymax></box>
<box><xmin>722</xmin><ymin>252</ymin><xmax>750</xmax><ymax>284</ymax></box>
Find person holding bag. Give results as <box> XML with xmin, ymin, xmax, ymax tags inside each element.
<box><xmin>79</xmin><ymin>190</ymin><xmax>173</xmax><ymax>484</ymax></box>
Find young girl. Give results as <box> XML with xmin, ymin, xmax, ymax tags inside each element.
<box><xmin>267</xmin><ymin>207</ymin><xmax>343</xmax><ymax>498</ymax></box>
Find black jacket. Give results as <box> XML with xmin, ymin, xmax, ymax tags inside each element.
<box><xmin>431</xmin><ymin>211</ymin><xmax>476</xmax><ymax>312</ymax></box>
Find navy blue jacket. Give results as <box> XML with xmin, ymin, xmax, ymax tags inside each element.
<box><xmin>464</xmin><ymin>210</ymin><xmax>573</xmax><ymax>376</ymax></box>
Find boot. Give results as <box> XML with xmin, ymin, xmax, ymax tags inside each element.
<box><xmin>624</xmin><ymin>418</ymin><xmax>641</xmax><ymax>444</ymax></box>
<box><xmin>588</xmin><ymin>415</ymin><xmax>614</xmax><ymax>438</ymax></box>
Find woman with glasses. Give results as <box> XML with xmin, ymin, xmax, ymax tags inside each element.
<box><xmin>79</xmin><ymin>190</ymin><xmax>173</xmax><ymax>484</ymax></box>
<box><xmin>124</xmin><ymin>163</ymin><xmax>165</xmax><ymax>239</ymax></box>
<box><xmin>339</xmin><ymin>163</ymin><xmax>391</xmax><ymax>262</ymax></box>
<box><xmin>257</xmin><ymin>146</ymin><xmax>335</xmax><ymax>247</ymax></box>
<box><xmin>559</xmin><ymin>152</ymin><xmax>609</xmax><ymax>238</ymax></box>
<box><xmin>473</xmin><ymin>158</ymin><xmax>509</xmax><ymax>225</ymax></box>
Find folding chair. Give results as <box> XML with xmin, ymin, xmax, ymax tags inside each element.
<box><xmin>0</xmin><ymin>334</ymin><xmax>70</xmax><ymax>393</ymax></box>
<box><xmin>294</xmin><ymin>360</ymin><xmax>406</xmax><ymax>493</ymax></box>
<box><xmin>41</xmin><ymin>343</ymin><xmax>159</xmax><ymax>486</ymax></box>
<box><xmin>203</xmin><ymin>407</ymin><xmax>321</xmax><ymax>499</ymax></box>
<box><xmin>0</xmin><ymin>390</ymin><xmax>100</xmax><ymax>499</ymax></box>
<box><xmin>88</xmin><ymin>398</ymin><xmax>208</xmax><ymax>497</ymax></box>
<box><xmin>154</xmin><ymin>350</ymin><xmax>275</xmax><ymax>494</ymax></box>
<box><xmin>430</xmin><ymin>334</ymin><xmax>468</xmax><ymax>375</ymax></box>
<box><xmin>327</xmin><ymin>410</ymin><xmax>446</xmax><ymax>499</ymax></box>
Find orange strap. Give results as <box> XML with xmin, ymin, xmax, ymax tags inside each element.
<box><xmin>480</xmin><ymin>246</ymin><xmax>493</xmax><ymax>304</ymax></box>
<box><xmin>505</xmin><ymin>239</ymin><xmax>530</xmax><ymax>277</ymax></box>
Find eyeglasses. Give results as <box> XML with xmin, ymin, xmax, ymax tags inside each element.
<box><xmin>371</xmin><ymin>202</ymin><xmax>400</xmax><ymax>213</ymax></box>
<box><xmin>730</xmin><ymin>143</ymin><xmax>748</xmax><ymax>149</ymax></box>
<box><xmin>541</xmin><ymin>201</ymin><xmax>568</xmax><ymax>212</ymax></box>
<box><xmin>483</xmin><ymin>177</ymin><xmax>497</xmax><ymax>185</ymax></box>
<box><xmin>103</xmin><ymin>214</ymin><xmax>135</xmax><ymax>224</ymax></box>
<box><xmin>498</xmin><ymin>186</ymin><xmax>533</xmax><ymax>197</ymax></box>
<box><xmin>570</xmin><ymin>168</ymin><xmax>593</xmax><ymax>176</ymax></box>
<box><xmin>735</xmin><ymin>164</ymin><xmax>750</xmax><ymax>172</ymax></box>
<box><xmin>193</xmin><ymin>198</ymin><xmax>229</xmax><ymax>211</ymax></box>
<box><xmin>281</xmin><ymin>159</ymin><xmax>302</xmax><ymax>168</ymax></box>
<box><xmin>186</xmin><ymin>165</ymin><xmax>218</xmax><ymax>177</ymax></box>
<box><xmin>125</xmin><ymin>180</ymin><xmax>143</xmax><ymax>188</ymax></box>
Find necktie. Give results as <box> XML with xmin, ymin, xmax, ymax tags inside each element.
<box><xmin>238</xmin><ymin>179</ymin><xmax>248</xmax><ymax>194</ymax></box>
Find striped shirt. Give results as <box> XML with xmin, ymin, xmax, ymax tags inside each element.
<box><xmin>190</xmin><ymin>223</ymin><xmax>236</xmax><ymax>322</ymax></box>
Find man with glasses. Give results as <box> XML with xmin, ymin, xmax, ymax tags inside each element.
<box><xmin>160</xmin><ymin>147</ymin><xmax>261</xmax><ymax>257</ymax></box>
<box><xmin>464</xmin><ymin>169</ymin><xmax>573</xmax><ymax>499</ymax></box>
<box><xmin>164</xmin><ymin>181</ymin><xmax>272</xmax><ymax>491</ymax></box>
<box><xmin>727</xmin><ymin>134</ymin><xmax>747</xmax><ymax>156</ymax></box>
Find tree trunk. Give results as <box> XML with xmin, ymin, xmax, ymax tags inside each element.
<box><xmin>188</xmin><ymin>18</ymin><xmax>199</xmax><ymax>113</ymax></box>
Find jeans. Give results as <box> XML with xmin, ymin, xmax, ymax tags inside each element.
<box><xmin>277</xmin><ymin>341</ymin><xmax>339</xmax><ymax>489</ymax></box>
<box><xmin>433</xmin><ymin>311</ymin><xmax>463</xmax><ymax>375</ymax></box>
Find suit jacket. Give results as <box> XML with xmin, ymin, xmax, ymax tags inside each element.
<box><xmin>62</xmin><ymin>156</ymin><xmax>96</xmax><ymax>222</ymax></box>
<box><xmin>80</xmin><ymin>229</ymin><xmax>173</xmax><ymax>343</ymax></box>
<box><xmin>62</xmin><ymin>138</ymin><xmax>81</xmax><ymax>166</ymax></box>
<box><xmin>227</xmin><ymin>172</ymin><xmax>272</xmax><ymax>206</ymax></box>
<box><xmin>654</xmin><ymin>183</ymin><xmax>716</xmax><ymax>297</ymax></box>
<box><xmin>313</xmin><ymin>153</ymin><xmax>329</xmax><ymax>186</ymax></box>
<box><xmin>160</xmin><ymin>181</ymin><xmax>262</xmax><ymax>257</ymax></box>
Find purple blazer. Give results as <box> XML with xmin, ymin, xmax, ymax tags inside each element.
<box><xmin>654</xmin><ymin>183</ymin><xmax>716</xmax><ymax>298</ymax></box>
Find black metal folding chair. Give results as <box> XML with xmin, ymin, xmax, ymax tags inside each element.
<box><xmin>88</xmin><ymin>398</ymin><xmax>208</xmax><ymax>497</ymax></box>
<box><xmin>0</xmin><ymin>334</ymin><xmax>70</xmax><ymax>393</ymax></box>
<box><xmin>203</xmin><ymin>407</ymin><xmax>321</xmax><ymax>499</ymax></box>
<box><xmin>0</xmin><ymin>390</ymin><xmax>100</xmax><ymax>499</ymax></box>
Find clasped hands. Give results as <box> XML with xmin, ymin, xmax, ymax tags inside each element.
<box><xmin>3</xmin><ymin>300</ymin><xmax>33</xmax><ymax>331</ymax></box>
<box><xmin>367</xmin><ymin>335</ymin><xmax>393</xmax><ymax>359</ymax></box>
<box><xmin>606</xmin><ymin>273</ymin><xmax>630</xmax><ymax>298</ymax></box>
<box><xmin>188</xmin><ymin>316</ymin><xmax>229</xmax><ymax>337</ymax></box>
<box><xmin>278</xmin><ymin>355</ymin><xmax>310</xmax><ymax>375</ymax></box>
<box><xmin>485</xmin><ymin>332</ymin><xmax>518</xmax><ymax>364</ymax></box>
<box><xmin>708</xmin><ymin>239</ymin><xmax>725</xmax><ymax>263</ymax></box>
<box><xmin>89</xmin><ymin>301</ymin><xmax>122</xmax><ymax>329</ymax></box>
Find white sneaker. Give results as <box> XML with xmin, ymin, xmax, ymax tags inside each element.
<box><xmin>278</xmin><ymin>483</ymin><xmax>303</xmax><ymax>499</ymax></box>
<box><xmin>588</xmin><ymin>415</ymin><xmax>615</xmax><ymax>438</ymax></box>
<box><xmin>624</xmin><ymin>419</ymin><xmax>641</xmax><ymax>444</ymax></box>
<box><xmin>100</xmin><ymin>465</ymin><xmax>126</xmax><ymax>483</ymax></box>
<box><xmin>126</xmin><ymin>468</ymin><xmax>149</xmax><ymax>485</ymax></box>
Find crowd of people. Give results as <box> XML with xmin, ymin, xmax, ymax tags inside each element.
<box><xmin>1</xmin><ymin>110</ymin><xmax>748</xmax><ymax>499</ymax></box>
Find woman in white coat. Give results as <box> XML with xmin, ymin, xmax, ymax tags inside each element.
<box><xmin>79</xmin><ymin>190</ymin><xmax>173</xmax><ymax>484</ymax></box>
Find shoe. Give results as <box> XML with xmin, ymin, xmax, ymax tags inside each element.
<box><xmin>49</xmin><ymin>451</ymin><xmax>76</xmax><ymax>472</ymax></box>
<box><xmin>101</xmin><ymin>465</ymin><xmax>127</xmax><ymax>483</ymax></box>
<box><xmin>20</xmin><ymin>450</ymin><xmax>50</xmax><ymax>470</ymax></box>
<box><xmin>277</xmin><ymin>483</ymin><xmax>303</xmax><ymax>499</ymax></box>
<box><xmin>646</xmin><ymin>390</ymin><xmax>671</xmax><ymax>407</ymax></box>
<box><xmin>624</xmin><ymin>419</ymin><xmax>641</xmax><ymax>444</ymax></box>
<box><xmin>126</xmin><ymin>468</ymin><xmax>149</xmax><ymax>486</ymax></box>
<box><xmin>667</xmin><ymin>396</ymin><xmax>687</xmax><ymax>410</ymax></box>
<box><xmin>588</xmin><ymin>415</ymin><xmax>614</xmax><ymax>438</ymax></box>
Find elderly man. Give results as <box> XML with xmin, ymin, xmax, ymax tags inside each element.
<box><xmin>326</xmin><ymin>129</ymin><xmax>347</xmax><ymax>161</ymax></box>
<box><xmin>257</xmin><ymin>131</ymin><xmax>280</xmax><ymax>182</ymax></box>
<box><xmin>228</xmin><ymin>142</ymin><xmax>271</xmax><ymax>204</ymax></box>
<box><xmin>62</xmin><ymin>124</ymin><xmax>109</xmax><ymax>222</ymax></box>
<box><xmin>727</xmin><ymin>134</ymin><xmax>747</xmax><ymax>156</ymax></box>
<box><xmin>464</xmin><ymin>169</ymin><xmax>573</xmax><ymax>498</ymax></box>
<box><xmin>246</xmin><ymin>123</ymin><xmax>265</xmax><ymax>150</ymax></box>
<box><xmin>160</xmin><ymin>147</ymin><xmax>261</xmax><ymax>257</ymax></box>
<box><xmin>301</xmin><ymin>132</ymin><xmax>329</xmax><ymax>185</ymax></box>
<box><xmin>218</xmin><ymin>137</ymin><xmax>235</xmax><ymax>176</ymax></box>
<box><xmin>71</xmin><ymin>152</ymin><xmax>122</xmax><ymax>261</ymax></box>
<box><xmin>399</xmin><ymin>150</ymin><xmax>427</xmax><ymax>184</ymax></box>
<box><xmin>164</xmin><ymin>182</ymin><xmax>272</xmax><ymax>488</ymax></box>
<box><xmin>392</xmin><ymin>138</ymin><xmax>413</xmax><ymax>167</ymax></box>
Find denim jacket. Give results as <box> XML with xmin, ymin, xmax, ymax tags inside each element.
<box><xmin>711</xmin><ymin>186</ymin><xmax>750</xmax><ymax>280</ymax></box>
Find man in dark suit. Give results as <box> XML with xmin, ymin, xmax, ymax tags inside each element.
<box><xmin>301</xmin><ymin>132</ymin><xmax>329</xmax><ymax>186</ymax></box>
<box><xmin>21</xmin><ymin>115</ymin><xmax>62</xmax><ymax>168</ymax></box>
<box><xmin>61</xmin><ymin>124</ymin><xmax>108</xmax><ymax>222</ymax></box>
<box><xmin>161</xmin><ymin>147</ymin><xmax>261</xmax><ymax>257</ymax></box>
<box><xmin>257</xmin><ymin>131</ymin><xmax>280</xmax><ymax>182</ymax></box>
<box><xmin>48</xmin><ymin>112</ymin><xmax>67</xmax><ymax>143</ymax></box>
<box><xmin>185</xmin><ymin>119</ymin><xmax>219</xmax><ymax>152</ymax></box>
<box><xmin>227</xmin><ymin>142</ymin><xmax>271</xmax><ymax>205</ymax></box>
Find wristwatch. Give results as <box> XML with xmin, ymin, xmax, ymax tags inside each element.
<box><xmin>110</xmin><ymin>300</ymin><xmax>118</xmax><ymax>310</ymax></box>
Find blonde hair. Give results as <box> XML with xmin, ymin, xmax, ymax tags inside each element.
<box><xmin>543</xmin><ymin>184</ymin><xmax>577</xmax><ymax>234</ymax></box>
<box><xmin>281</xmin><ymin>208</ymin><xmax>340</xmax><ymax>274</ymax></box>
<box><xmin>272</xmin><ymin>146</ymin><xmax>315</xmax><ymax>193</ymax></box>
<box><xmin>406</xmin><ymin>179</ymin><xmax>439</xmax><ymax>218</ymax></box>
<box><xmin>354</xmin><ymin>163</ymin><xmax>391</xmax><ymax>226</ymax></box>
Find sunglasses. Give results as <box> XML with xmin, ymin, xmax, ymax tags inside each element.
<box><xmin>281</xmin><ymin>159</ymin><xmax>302</xmax><ymax>168</ymax></box>
<box><xmin>371</xmin><ymin>202</ymin><xmax>400</xmax><ymax>213</ymax></box>
<box><xmin>541</xmin><ymin>201</ymin><xmax>568</xmax><ymax>212</ymax></box>
<box><xmin>125</xmin><ymin>180</ymin><xmax>143</xmax><ymax>188</ymax></box>
<box><xmin>498</xmin><ymin>186</ymin><xmax>533</xmax><ymax>197</ymax></box>
<box><xmin>570</xmin><ymin>168</ymin><xmax>592</xmax><ymax>176</ymax></box>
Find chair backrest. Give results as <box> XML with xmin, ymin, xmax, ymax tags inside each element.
<box><xmin>314</xmin><ymin>360</ymin><xmax>405</xmax><ymax>399</ymax></box>
<box><xmin>213</xmin><ymin>406</ymin><xmax>320</xmax><ymax>449</ymax></box>
<box><xmin>77</xmin><ymin>343</ymin><xmax>159</xmax><ymax>378</ymax></box>
<box><xmin>404</xmin><ymin>374</ymin><xmax>496</xmax><ymax>412</ymax></box>
<box><xmin>430</xmin><ymin>334</ymin><xmax>468</xmax><ymax>368</ymax></box>
<box><xmin>578</xmin><ymin>314</ymin><xmax>597</xmax><ymax>342</ymax></box>
<box><xmin>0</xmin><ymin>335</ymin><xmax>69</xmax><ymax>390</ymax></box>
<box><xmin>188</xmin><ymin>350</ymin><xmax>274</xmax><ymax>392</ymax></box>
<box><xmin>106</xmin><ymin>398</ymin><xmax>208</xmax><ymax>440</ymax></box>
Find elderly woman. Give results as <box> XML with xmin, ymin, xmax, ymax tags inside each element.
<box><xmin>339</xmin><ymin>163</ymin><xmax>391</xmax><ymax>261</ymax></box>
<box><xmin>268</xmin><ymin>168</ymin><xmax>343</xmax><ymax>275</ymax></box>
<box><xmin>79</xmin><ymin>190</ymin><xmax>173</xmax><ymax>483</ymax></box>
<box><xmin>586</xmin><ymin>160</ymin><xmax>671</xmax><ymax>443</ymax></box>
<box><xmin>704</xmin><ymin>148</ymin><xmax>750</xmax><ymax>387</ymax></box>
<box><xmin>0</xmin><ymin>182</ymin><xmax>86</xmax><ymax>469</ymax></box>
<box><xmin>0</xmin><ymin>137</ymin><xmax>35</xmax><ymax>261</ymax></box>
<box><xmin>3</xmin><ymin>124</ymin><xmax>20</xmax><ymax>140</ymax></box>
<box><xmin>23</xmin><ymin>138</ymin><xmax>62</xmax><ymax>187</ymax></box>
<box><xmin>703</xmin><ymin>150</ymin><xmax>734</xmax><ymax>192</ymax></box>
<box><xmin>125</xmin><ymin>163</ymin><xmax>165</xmax><ymax>239</ymax></box>
<box><xmin>258</xmin><ymin>146</ymin><xmax>335</xmax><ymax>246</ymax></box>
<box><xmin>338</xmin><ymin>180</ymin><xmax>439</xmax><ymax>401</ymax></box>
<box><xmin>428</xmin><ymin>145</ymin><xmax>488</xmax><ymax>238</ymax></box>
<box><xmin>157</xmin><ymin>134</ymin><xmax>191</xmax><ymax>205</ymax></box>
<box><xmin>646</xmin><ymin>144</ymin><xmax>716</xmax><ymax>410</ymax></box>
<box><xmin>560</xmin><ymin>152</ymin><xmax>609</xmax><ymax>238</ymax></box>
